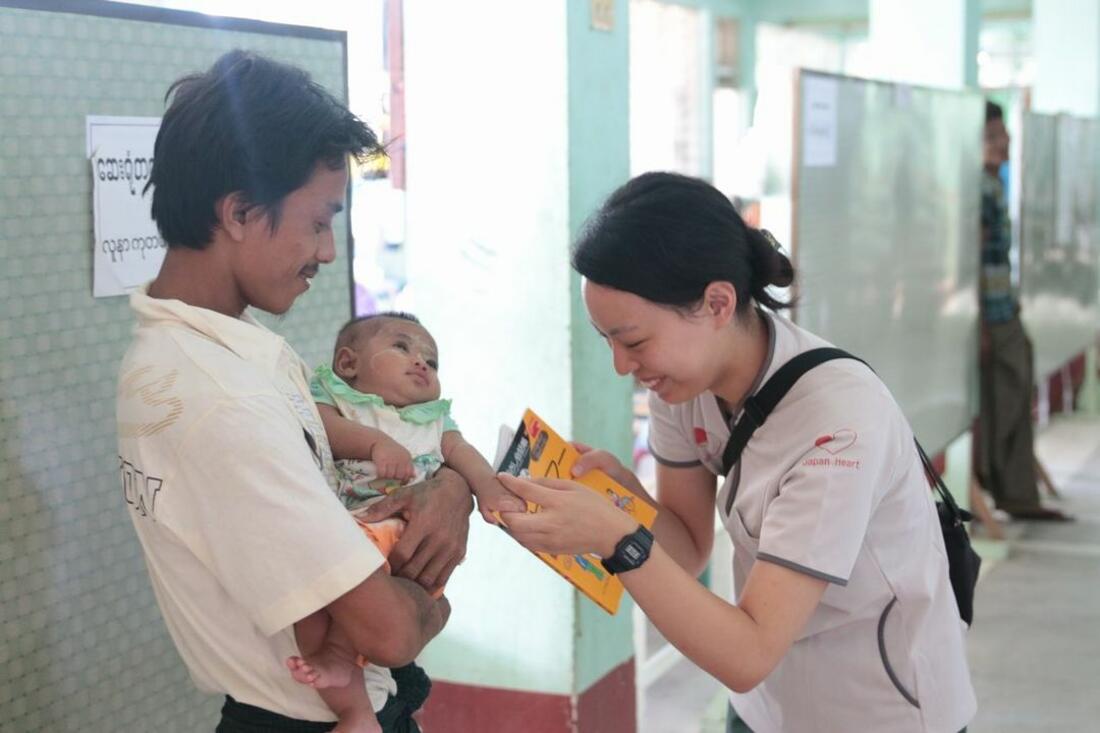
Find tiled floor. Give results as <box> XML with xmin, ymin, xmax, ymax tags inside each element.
<box><xmin>967</xmin><ymin>414</ymin><xmax>1100</xmax><ymax>733</ymax></box>
<box><xmin>638</xmin><ymin>413</ymin><xmax>1100</xmax><ymax>733</ymax></box>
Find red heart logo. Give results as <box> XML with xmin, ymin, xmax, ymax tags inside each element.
<box><xmin>693</xmin><ymin>427</ymin><xmax>708</xmax><ymax>444</ymax></box>
<box><xmin>814</xmin><ymin>429</ymin><xmax>857</xmax><ymax>455</ymax></box>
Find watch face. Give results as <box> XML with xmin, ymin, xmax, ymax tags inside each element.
<box><xmin>604</xmin><ymin>526</ymin><xmax>651</xmax><ymax>574</ymax></box>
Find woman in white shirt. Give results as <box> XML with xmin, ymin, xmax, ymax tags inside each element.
<box><xmin>499</xmin><ymin>172</ymin><xmax>976</xmax><ymax>732</ymax></box>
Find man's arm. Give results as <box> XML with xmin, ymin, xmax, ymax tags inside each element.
<box><xmin>323</xmin><ymin>568</ymin><xmax>451</xmax><ymax>667</ymax></box>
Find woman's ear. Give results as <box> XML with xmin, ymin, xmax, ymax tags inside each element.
<box><xmin>216</xmin><ymin>192</ymin><xmax>251</xmax><ymax>242</ymax></box>
<box><xmin>333</xmin><ymin>346</ymin><xmax>359</xmax><ymax>382</ymax></box>
<box><xmin>701</xmin><ymin>281</ymin><xmax>737</xmax><ymax>325</ymax></box>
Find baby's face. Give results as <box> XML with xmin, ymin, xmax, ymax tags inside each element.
<box><xmin>351</xmin><ymin>319</ymin><xmax>441</xmax><ymax>407</ymax></box>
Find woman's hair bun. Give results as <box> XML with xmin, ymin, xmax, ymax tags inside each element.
<box><xmin>747</xmin><ymin>228</ymin><xmax>795</xmax><ymax>309</ymax></box>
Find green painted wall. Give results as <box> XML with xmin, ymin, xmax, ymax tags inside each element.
<box><xmin>567</xmin><ymin>0</ymin><xmax>635</xmax><ymax>695</ymax></box>
<box><xmin>752</xmin><ymin>0</ymin><xmax>1030</xmax><ymax>25</ymax></box>
<box><xmin>567</xmin><ymin>0</ymin><xmax>763</xmax><ymax>695</ymax></box>
<box><xmin>754</xmin><ymin>0</ymin><xmax>867</xmax><ymax>24</ymax></box>
<box><xmin>401</xmin><ymin>0</ymin><xmax>577</xmax><ymax>696</ymax></box>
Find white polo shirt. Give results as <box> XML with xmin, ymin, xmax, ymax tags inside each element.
<box><xmin>649</xmin><ymin>311</ymin><xmax>976</xmax><ymax>733</ymax></box>
<box><xmin>117</xmin><ymin>291</ymin><xmax>386</xmax><ymax>721</ymax></box>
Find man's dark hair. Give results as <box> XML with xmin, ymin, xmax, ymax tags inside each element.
<box><xmin>146</xmin><ymin>50</ymin><xmax>384</xmax><ymax>249</ymax></box>
<box><xmin>334</xmin><ymin>311</ymin><xmax>423</xmax><ymax>356</ymax></box>
<box><xmin>985</xmin><ymin>100</ymin><xmax>1004</xmax><ymax>124</ymax></box>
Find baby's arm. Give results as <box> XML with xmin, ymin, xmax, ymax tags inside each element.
<box><xmin>317</xmin><ymin>403</ymin><xmax>414</xmax><ymax>482</ymax></box>
<box><xmin>441</xmin><ymin>431</ymin><xmax>525</xmax><ymax>524</ymax></box>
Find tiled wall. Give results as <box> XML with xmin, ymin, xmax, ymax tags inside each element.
<box><xmin>0</xmin><ymin>5</ymin><xmax>352</xmax><ymax>731</ymax></box>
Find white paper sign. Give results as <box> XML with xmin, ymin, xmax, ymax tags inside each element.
<box><xmin>87</xmin><ymin>115</ymin><xmax>163</xmax><ymax>298</ymax></box>
<box><xmin>802</xmin><ymin>76</ymin><xmax>839</xmax><ymax>168</ymax></box>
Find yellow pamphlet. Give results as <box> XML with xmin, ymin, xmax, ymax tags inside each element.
<box><xmin>496</xmin><ymin>408</ymin><xmax>658</xmax><ymax>614</ymax></box>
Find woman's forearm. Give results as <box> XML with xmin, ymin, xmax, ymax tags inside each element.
<box><xmin>620</xmin><ymin>541</ymin><xmax>828</xmax><ymax>694</ymax></box>
<box><xmin>620</xmin><ymin>544</ymin><xmax>768</xmax><ymax>692</ymax></box>
<box><xmin>649</xmin><ymin>508</ymin><xmax>711</xmax><ymax>577</ymax></box>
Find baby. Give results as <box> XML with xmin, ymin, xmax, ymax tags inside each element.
<box><xmin>287</xmin><ymin>311</ymin><xmax>514</xmax><ymax>732</ymax></box>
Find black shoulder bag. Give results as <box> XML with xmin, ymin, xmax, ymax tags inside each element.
<box><xmin>719</xmin><ymin>347</ymin><xmax>980</xmax><ymax>625</ymax></box>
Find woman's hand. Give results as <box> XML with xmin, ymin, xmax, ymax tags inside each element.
<box><xmin>570</xmin><ymin>442</ymin><xmax>647</xmax><ymax>496</ymax></box>
<box><xmin>471</xmin><ymin>476</ymin><xmax>527</xmax><ymax>526</ymax></box>
<box><xmin>496</xmin><ymin>473</ymin><xmax>638</xmax><ymax>558</ymax></box>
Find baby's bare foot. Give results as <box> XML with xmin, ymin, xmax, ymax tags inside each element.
<box><xmin>285</xmin><ymin>650</ymin><xmax>354</xmax><ymax>689</ymax></box>
<box><xmin>285</xmin><ymin>656</ymin><xmax>321</xmax><ymax>686</ymax></box>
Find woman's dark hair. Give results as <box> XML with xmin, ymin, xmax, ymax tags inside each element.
<box><xmin>572</xmin><ymin>172</ymin><xmax>795</xmax><ymax>313</ymax></box>
<box><xmin>146</xmin><ymin>50</ymin><xmax>384</xmax><ymax>249</ymax></box>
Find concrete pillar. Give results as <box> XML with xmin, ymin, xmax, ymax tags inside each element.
<box><xmin>567</xmin><ymin>0</ymin><xmax>637</xmax><ymax>730</ymax></box>
<box><xmin>869</xmin><ymin>0</ymin><xmax>980</xmax><ymax>88</ymax></box>
<box><xmin>402</xmin><ymin>0</ymin><xmax>634</xmax><ymax>730</ymax></box>
<box><xmin>1033</xmin><ymin>0</ymin><xmax>1100</xmax><ymax>116</ymax></box>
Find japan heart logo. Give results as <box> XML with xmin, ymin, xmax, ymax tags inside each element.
<box><xmin>814</xmin><ymin>429</ymin><xmax>857</xmax><ymax>455</ymax></box>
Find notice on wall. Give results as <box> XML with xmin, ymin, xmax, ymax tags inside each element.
<box><xmin>802</xmin><ymin>76</ymin><xmax>839</xmax><ymax>168</ymax></box>
<box><xmin>87</xmin><ymin>116</ymin><xmax>163</xmax><ymax>298</ymax></box>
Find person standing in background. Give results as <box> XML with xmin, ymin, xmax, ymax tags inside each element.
<box><xmin>976</xmin><ymin>100</ymin><xmax>1070</xmax><ymax>521</ymax></box>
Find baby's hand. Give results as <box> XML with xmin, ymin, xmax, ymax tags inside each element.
<box><xmin>474</xmin><ymin>476</ymin><xmax>528</xmax><ymax>526</ymax></box>
<box><xmin>371</xmin><ymin>436</ymin><xmax>415</xmax><ymax>483</ymax></box>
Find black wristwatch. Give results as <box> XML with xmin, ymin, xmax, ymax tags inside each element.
<box><xmin>600</xmin><ymin>525</ymin><xmax>654</xmax><ymax>575</ymax></box>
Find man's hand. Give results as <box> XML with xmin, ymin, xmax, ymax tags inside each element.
<box><xmin>359</xmin><ymin>467</ymin><xmax>472</xmax><ymax>593</ymax></box>
<box><xmin>371</xmin><ymin>435</ymin><xmax>416</xmax><ymax>483</ymax></box>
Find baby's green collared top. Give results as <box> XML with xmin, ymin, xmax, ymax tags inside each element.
<box><xmin>310</xmin><ymin>364</ymin><xmax>459</xmax><ymax>432</ymax></box>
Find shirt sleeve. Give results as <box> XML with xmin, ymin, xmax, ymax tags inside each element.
<box><xmin>646</xmin><ymin>391</ymin><xmax>702</xmax><ymax>467</ymax></box>
<box><xmin>756</xmin><ymin>369</ymin><xmax>900</xmax><ymax>586</ymax></box>
<box><xmin>442</xmin><ymin>405</ymin><xmax>459</xmax><ymax>433</ymax></box>
<box><xmin>169</xmin><ymin>394</ymin><xmax>385</xmax><ymax>636</ymax></box>
<box><xmin>310</xmin><ymin>370</ymin><xmax>337</xmax><ymax>407</ymax></box>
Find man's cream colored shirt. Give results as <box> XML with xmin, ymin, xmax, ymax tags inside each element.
<box><xmin>117</xmin><ymin>290</ymin><xmax>385</xmax><ymax>721</ymax></box>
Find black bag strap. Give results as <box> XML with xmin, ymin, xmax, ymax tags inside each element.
<box><xmin>719</xmin><ymin>346</ymin><xmax>971</xmax><ymax>521</ymax></box>
<box><xmin>914</xmin><ymin>439</ymin><xmax>973</xmax><ymax>524</ymax></box>
<box><xmin>721</xmin><ymin>347</ymin><xmax>865</xmax><ymax>475</ymax></box>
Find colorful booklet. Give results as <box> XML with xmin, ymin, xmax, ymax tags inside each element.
<box><xmin>495</xmin><ymin>408</ymin><xmax>658</xmax><ymax>614</ymax></box>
